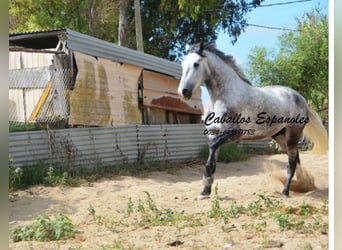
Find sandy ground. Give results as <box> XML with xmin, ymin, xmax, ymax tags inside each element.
<box><xmin>9</xmin><ymin>151</ymin><xmax>329</xmax><ymax>250</ymax></box>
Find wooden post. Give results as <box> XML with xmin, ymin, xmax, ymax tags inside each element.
<box><xmin>134</xmin><ymin>0</ymin><xmax>144</xmax><ymax>52</ymax></box>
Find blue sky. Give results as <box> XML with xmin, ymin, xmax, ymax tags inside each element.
<box><xmin>200</xmin><ymin>0</ymin><xmax>329</xmax><ymax>105</ymax></box>
<box><xmin>216</xmin><ymin>0</ymin><xmax>329</xmax><ymax>65</ymax></box>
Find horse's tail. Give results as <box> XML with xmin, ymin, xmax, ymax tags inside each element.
<box><xmin>303</xmin><ymin>107</ymin><xmax>328</xmax><ymax>154</ymax></box>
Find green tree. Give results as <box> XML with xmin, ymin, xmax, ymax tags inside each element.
<box><xmin>246</xmin><ymin>8</ymin><xmax>328</xmax><ymax>117</ymax></box>
<box><xmin>10</xmin><ymin>0</ymin><xmax>263</xmax><ymax>60</ymax></box>
<box><xmin>141</xmin><ymin>0</ymin><xmax>264</xmax><ymax>60</ymax></box>
<box><xmin>9</xmin><ymin>0</ymin><xmax>119</xmax><ymax>42</ymax></box>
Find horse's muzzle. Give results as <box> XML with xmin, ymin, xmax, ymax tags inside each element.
<box><xmin>182</xmin><ymin>88</ymin><xmax>192</xmax><ymax>99</ymax></box>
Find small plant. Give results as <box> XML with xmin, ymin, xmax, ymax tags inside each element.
<box><xmin>44</xmin><ymin>165</ymin><xmax>69</xmax><ymax>186</ymax></box>
<box><xmin>298</xmin><ymin>202</ymin><xmax>312</xmax><ymax>216</ymax></box>
<box><xmin>206</xmin><ymin>184</ymin><xmax>229</xmax><ymax>223</ymax></box>
<box><xmin>144</xmin><ymin>191</ymin><xmax>158</xmax><ymax>212</ymax></box>
<box><xmin>124</xmin><ymin>192</ymin><xmax>203</xmax><ymax>229</ymax></box>
<box><xmin>309</xmin><ymin>220</ymin><xmax>328</xmax><ymax>235</ymax></box>
<box><xmin>244</xmin><ymin>194</ymin><xmax>281</xmax><ymax>217</ymax></box>
<box><xmin>227</xmin><ymin>202</ymin><xmax>244</xmax><ymax>218</ymax></box>
<box><xmin>126</xmin><ymin>197</ymin><xmax>134</xmax><ymax>216</ymax></box>
<box><xmin>111</xmin><ymin>240</ymin><xmax>125</xmax><ymax>249</ymax></box>
<box><xmin>10</xmin><ymin>213</ymin><xmax>79</xmax><ymax>242</ymax></box>
<box><xmin>88</xmin><ymin>204</ymin><xmax>96</xmax><ymax>218</ymax></box>
<box><xmin>207</xmin><ymin>184</ymin><xmax>221</xmax><ymax>218</ymax></box>
<box><xmin>9</xmin><ymin>157</ymin><xmax>23</xmax><ymax>191</ymax></box>
<box><xmin>303</xmin><ymin>242</ymin><xmax>313</xmax><ymax>250</ymax></box>
<box><xmin>273</xmin><ymin>212</ymin><xmax>291</xmax><ymax>232</ymax></box>
<box><xmin>242</xmin><ymin>221</ymin><xmax>267</xmax><ymax>232</ymax></box>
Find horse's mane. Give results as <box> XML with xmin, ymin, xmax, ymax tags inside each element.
<box><xmin>189</xmin><ymin>43</ymin><xmax>252</xmax><ymax>85</ymax></box>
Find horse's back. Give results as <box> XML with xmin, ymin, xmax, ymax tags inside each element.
<box><xmin>259</xmin><ymin>85</ymin><xmax>309</xmax><ymax>112</ymax></box>
<box><xmin>261</xmin><ymin>85</ymin><xmax>306</xmax><ymax>101</ymax></box>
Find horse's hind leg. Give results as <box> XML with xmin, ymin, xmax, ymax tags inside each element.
<box><xmin>282</xmin><ymin>148</ymin><xmax>300</xmax><ymax>196</ymax></box>
<box><xmin>281</xmin><ymin>127</ymin><xmax>303</xmax><ymax>197</ymax></box>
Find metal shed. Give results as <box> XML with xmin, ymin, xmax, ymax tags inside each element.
<box><xmin>9</xmin><ymin>29</ymin><xmax>203</xmax><ymax>126</ymax></box>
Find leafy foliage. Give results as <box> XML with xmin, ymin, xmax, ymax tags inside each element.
<box><xmin>8</xmin><ymin>159</ymin><xmax>176</xmax><ymax>191</ymax></box>
<box><xmin>124</xmin><ymin>191</ymin><xmax>203</xmax><ymax>228</ymax></box>
<box><xmin>141</xmin><ymin>0</ymin><xmax>264</xmax><ymax>60</ymax></box>
<box><xmin>10</xmin><ymin>213</ymin><xmax>79</xmax><ymax>242</ymax></box>
<box><xmin>9</xmin><ymin>157</ymin><xmax>23</xmax><ymax>191</ymax></box>
<box><xmin>9</xmin><ymin>0</ymin><xmax>264</xmax><ymax>60</ymax></box>
<box><xmin>247</xmin><ymin>8</ymin><xmax>328</xmax><ymax>116</ymax></box>
<box><xmin>9</xmin><ymin>0</ymin><xmax>119</xmax><ymax>42</ymax></box>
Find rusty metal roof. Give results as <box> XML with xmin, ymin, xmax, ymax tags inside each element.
<box><xmin>9</xmin><ymin>29</ymin><xmax>182</xmax><ymax>78</ymax></box>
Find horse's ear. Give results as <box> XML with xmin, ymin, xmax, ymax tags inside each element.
<box><xmin>185</xmin><ymin>44</ymin><xmax>191</xmax><ymax>54</ymax></box>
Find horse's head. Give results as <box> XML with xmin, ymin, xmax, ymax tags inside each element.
<box><xmin>178</xmin><ymin>43</ymin><xmax>208</xmax><ymax>100</ymax></box>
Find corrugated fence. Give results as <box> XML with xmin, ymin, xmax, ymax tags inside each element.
<box><xmin>9</xmin><ymin>124</ymin><xmax>284</xmax><ymax>168</ymax></box>
<box><xmin>9</xmin><ymin>124</ymin><xmax>208</xmax><ymax>168</ymax></box>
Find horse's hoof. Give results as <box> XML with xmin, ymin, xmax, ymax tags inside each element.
<box><xmin>282</xmin><ymin>190</ymin><xmax>289</xmax><ymax>198</ymax></box>
<box><xmin>196</xmin><ymin>194</ymin><xmax>210</xmax><ymax>200</ymax></box>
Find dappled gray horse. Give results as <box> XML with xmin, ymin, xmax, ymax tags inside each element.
<box><xmin>178</xmin><ymin>43</ymin><xmax>328</xmax><ymax>200</ymax></box>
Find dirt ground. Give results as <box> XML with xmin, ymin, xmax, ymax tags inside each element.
<box><xmin>9</xmin><ymin>151</ymin><xmax>329</xmax><ymax>250</ymax></box>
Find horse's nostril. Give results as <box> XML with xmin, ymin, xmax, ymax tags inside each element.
<box><xmin>182</xmin><ymin>88</ymin><xmax>192</xmax><ymax>98</ymax></box>
<box><xmin>181</xmin><ymin>88</ymin><xmax>192</xmax><ymax>99</ymax></box>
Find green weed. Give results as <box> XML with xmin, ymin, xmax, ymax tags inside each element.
<box><xmin>242</xmin><ymin>221</ymin><xmax>267</xmax><ymax>232</ymax></box>
<box><xmin>273</xmin><ymin>212</ymin><xmax>291</xmax><ymax>232</ymax></box>
<box><xmin>9</xmin><ymin>157</ymin><xmax>23</xmax><ymax>191</ymax></box>
<box><xmin>206</xmin><ymin>184</ymin><xmax>229</xmax><ymax>224</ymax></box>
<box><xmin>125</xmin><ymin>192</ymin><xmax>204</xmax><ymax>229</ymax></box>
<box><xmin>227</xmin><ymin>202</ymin><xmax>244</xmax><ymax>218</ymax></box>
<box><xmin>303</xmin><ymin>242</ymin><xmax>313</xmax><ymax>250</ymax></box>
<box><xmin>246</xmin><ymin>194</ymin><xmax>281</xmax><ymax>217</ymax></box>
<box><xmin>10</xmin><ymin>213</ymin><xmax>79</xmax><ymax>242</ymax></box>
<box><xmin>9</xmin><ymin>160</ymin><xmax>177</xmax><ymax>191</ymax></box>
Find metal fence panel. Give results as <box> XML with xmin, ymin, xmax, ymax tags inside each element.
<box><xmin>44</xmin><ymin>126</ymin><xmax>138</xmax><ymax>168</ymax></box>
<box><xmin>9</xmin><ymin>125</ymin><xmax>208</xmax><ymax>168</ymax></box>
<box><xmin>9</xmin><ymin>130</ymin><xmax>50</xmax><ymax>167</ymax></box>
<box><xmin>9</xmin><ymin>124</ymin><xmax>288</xmax><ymax>168</ymax></box>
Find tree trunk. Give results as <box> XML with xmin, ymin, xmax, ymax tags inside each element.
<box><xmin>134</xmin><ymin>0</ymin><xmax>144</xmax><ymax>52</ymax></box>
<box><xmin>118</xmin><ymin>0</ymin><xmax>129</xmax><ymax>47</ymax></box>
<box><xmin>86</xmin><ymin>0</ymin><xmax>94</xmax><ymax>36</ymax></box>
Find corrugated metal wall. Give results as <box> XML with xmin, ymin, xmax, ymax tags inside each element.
<box><xmin>9</xmin><ymin>124</ymin><xmax>281</xmax><ymax>168</ymax></box>
<box><xmin>9</xmin><ymin>125</ymin><xmax>207</xmax><ymax>168</ymax></box>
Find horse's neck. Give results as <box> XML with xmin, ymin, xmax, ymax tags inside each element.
<box><xmin>205</xmin><ymin>58</ymin><xmax>252</xmax><ymax>103</ymax></box>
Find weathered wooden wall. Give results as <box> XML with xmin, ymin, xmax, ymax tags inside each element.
<box><xmin>142</xmin><ymin>70</ymin><xmax>202</xmax><ymax>114</ymax></box>
<box><xmin>9</xmin><ymin>51</ymin><xmax>54</xmax><ymax>70</ymax></box>
<box><xmin>141</xmin><ymin>70</ymin><xmax>203</xmax><ymax>124</ymax></box>
<box><xmin>69</xmin><ymin>53</ymin><xmax>203</xmax><ymax>126</ymax></box>
<box><xmin>69</xmin><ymin>52</ymin><xmax>143</xmax><ymax>126</ymax></box>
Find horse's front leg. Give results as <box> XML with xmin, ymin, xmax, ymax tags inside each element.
<box><xmin>197</xmin><ymin>133</ymin><xmax>233</xmax><ymax>200</ymax></box>
<box><xmin>199</xmin><ymin>145</ymin><xmax>217</xmax><ymax>198</ymax></box>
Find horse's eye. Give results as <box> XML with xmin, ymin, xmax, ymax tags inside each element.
<box><xmin>194</xmin><ymin>62</ymin><xmax>199</xmax><ymax>68</ymax></box>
